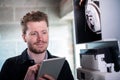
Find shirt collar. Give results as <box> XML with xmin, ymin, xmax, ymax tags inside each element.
<box><xmin>27</xmin><ymin>49</ymin><xmax>48</xmax><ymax>62</ymax></box>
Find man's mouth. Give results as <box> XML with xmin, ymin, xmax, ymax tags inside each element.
<box><xmin>35</xmin><ymin>42</ymin><xmax>44</xmax><ymax>47</ymax></box>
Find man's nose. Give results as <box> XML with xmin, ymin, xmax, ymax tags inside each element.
<box><xmin>37</xmin><ymin>34</ymin><xmax>43</xmax><ymax>41</ymax></box>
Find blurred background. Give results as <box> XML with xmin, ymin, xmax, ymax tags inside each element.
<box><xmin>1</xmin><ymin>0</ymin><xmax>120</xmax><ymax>80</ymax></box>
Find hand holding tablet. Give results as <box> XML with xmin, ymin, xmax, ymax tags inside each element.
<box><xmin>37</xmin><ymin>57</ymin><xmax>65</xmax><ymax>80</ymax></box>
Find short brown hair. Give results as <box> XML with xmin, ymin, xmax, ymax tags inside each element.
<box><xmin>21</xmin><ymin>11</ymin><xmax>48</xmax><ymax>34</ymax></box>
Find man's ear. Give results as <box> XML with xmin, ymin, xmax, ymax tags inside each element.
<box><xmin>22</xmin><ymin>34</ymin><xmax>27</xmax><ymax>42</ymax></box>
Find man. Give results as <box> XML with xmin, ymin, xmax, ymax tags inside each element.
<box><xmin>0</xmin><ymin>11</ymin><xmax>74</xmax><ymax>80</ymax></box>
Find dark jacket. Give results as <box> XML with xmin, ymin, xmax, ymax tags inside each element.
<box><xmin>0</xmin><ymin>49</ymin><xmax>74</xmax><ymax>80</ymax></box>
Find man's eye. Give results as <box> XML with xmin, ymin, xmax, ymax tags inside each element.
<box><xmin>30</xmin><ymin>32</ymin><xmax>37</xmax><ymax>35</ymax></box>
<box><xmin>42</xmin><ymin>31</ymin><xmax>48</xmax><ymax>34</ymax></box>
<box><xmin>42</xmin><ymin>32</ymin><xmax>47</xmax><ymax>34</ymax></box>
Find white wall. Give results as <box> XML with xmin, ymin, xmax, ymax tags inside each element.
<box><xmin>100</xmin><ymin>0</ymin><xmax>120</xmax><ymax>41</ymax></box>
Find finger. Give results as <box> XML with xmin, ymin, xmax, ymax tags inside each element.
<box><xmin>43</xmin><ymin>74</ymin><xmax>55</xmax><ymax>80</ymax></box>
<box><xmin>38</xmin><ymin>77</ymin><xmax>46</xmax><ymax>80</ymax></box>
<box><xmin>24</xmin><ymin>64</ymin><xmax>40</xmax><ymax>80</ymax></box>
<box><xmin>29</xmin><ymin>64</ymin><xmax>40</xmax><ymax>73</ymax></box>
<box><xmin>24</xmin><ymin>69</ymin><xmax>35</xmax><ymax>80</ymax></box>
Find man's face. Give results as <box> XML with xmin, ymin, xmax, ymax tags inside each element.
<box><xmin>22</xmin><ymin>21</ymin><xmax>49</xmax><ymax>54</ymax></box>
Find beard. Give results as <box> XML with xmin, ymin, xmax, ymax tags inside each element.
<box><xmin>28</xmin><ymin>41</ymin><xmax>48</xmax><ymax>54</ymax></box>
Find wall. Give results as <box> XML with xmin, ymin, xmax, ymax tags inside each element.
<box><xmin>0</xmin><ymin>0</ymin><xmax>74</xmax><ymax>76</ymax></box>
<box><xmin>100</xmin><ymin>0</ymin><xmax>120</xmax><ymax>41</ymax></box>
<box><xmin>60</xmin><ymin>0</ymin><xmax>73</xmax><ymax>18</ymax></box>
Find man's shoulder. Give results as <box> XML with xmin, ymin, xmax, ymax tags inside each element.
<box><xmin>4</xmin><ymin>49</ymin><xmax>28</xmax><ymax>64</ymax></box>
<box><xmin>4</xmin><ymin>55</ymin><xmax>22</xmax><ymax>64</ymax></box>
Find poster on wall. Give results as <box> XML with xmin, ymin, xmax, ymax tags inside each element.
<box><xmin>73</xmin><ymin>0</ymin><xmax>102</xmax><ymax>44</ymax></box>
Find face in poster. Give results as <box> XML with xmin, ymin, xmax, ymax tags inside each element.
<box><xmin>73</xmin><ymin>0</ymin><xmax>102</xmax><ymax>44</ymax></box>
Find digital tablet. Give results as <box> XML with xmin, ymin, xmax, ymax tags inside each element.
<box><xmin>37</xmin><ymin>57</ymin><xmax>65</xmax><ymax>80</ymax></box>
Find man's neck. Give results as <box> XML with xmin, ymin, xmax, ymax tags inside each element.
<box><xmin>27</xmin><ymin>49</ymin><xmax>46</xmax><ymax>64</ymax></box>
